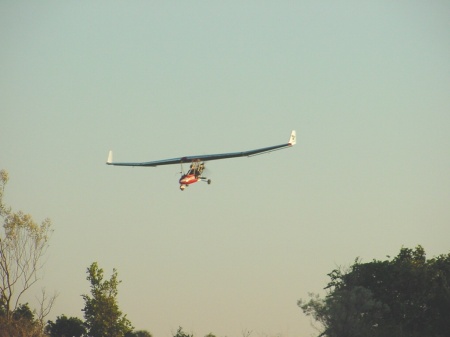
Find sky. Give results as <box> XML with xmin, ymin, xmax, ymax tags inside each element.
<box><xmin>1</xmin><ymin>1</ymin><xmax>450</xmax><ymax>336</ymax></box>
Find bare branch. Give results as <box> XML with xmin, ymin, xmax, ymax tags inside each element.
<box><xmin>36</xmin><ymin>287</ymin><xmax>59</xmax><ymax>330</ymax></box>
<box><xmin>0</xmin><ymin>170</ymin><xmax>53</xmax><ymax>322</ymax></box>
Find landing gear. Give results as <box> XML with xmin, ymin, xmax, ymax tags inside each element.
<box><xmin>199</xmin><ymin>177</ymin><xmax>211</xmax><ymax>185</ymax></box>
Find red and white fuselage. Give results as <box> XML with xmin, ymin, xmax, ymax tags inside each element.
<box><xmin>179</xmin><ymin>161</ymin><xmax>207</xmax><ymax>190</ymax></box>
<box><xmin>179</xmin><ymin>174</ymin><xmax>198</xmax><ymax>185</ymax></box>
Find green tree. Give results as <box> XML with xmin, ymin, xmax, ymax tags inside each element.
<box><xmin>0</xmin><ymin>170</ymin><xmax>53</xmax><ymax>320</ymax></box>
<box><xmin>0</xmin><ymin>303</ymin><xmax>41</xmax><ymax>337</ymax></box>
<box><xmin>299</xmin><ymin>287</ymin><xmax>388</xmax><ymax>337</ymax></box>
<box><xmin>82</xmin><ymin>262</ymin><xmax>133</xmax><ymax>337</ymax></box>
<box><xmin>173</xmin><ymin>327</ymin><xmax>193</xmax><ymax>337</ymax></box>
<box><xmin>12</xmin><ymin>303</ymin><xmax>35</xmax><ymax>322</ymax></box>
<box><xmin>46</xmin><ymin>315</ymin><xmax>86</xmax><ymax>337</ymax></box>
<box><xmin>0</xmin><ymin>170</ymin><xmax>54</xmax><ymax>336</ymax></box>
<box><xmin>125</xmin><ymin>330</ymin><xmax>153</xmax><ymax>337</ymax></box>
<box><xmin>299</xmin><ymin>246</ymin><xmax>450</xmax><ymax>337</ymax></box>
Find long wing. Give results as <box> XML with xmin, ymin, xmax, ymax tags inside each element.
<box><xmin>107</xmin><ymin>130</ymin><xmax>296</xmax><ymax>167</ymax></box>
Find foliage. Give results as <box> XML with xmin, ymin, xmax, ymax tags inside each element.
<box><xmin>125</xmin><ymin>330</ymin><xmax>153</xmax><ymax>337</ymax></box>
<box><xmin>298</xmin><ymin>245</ymin><xmax>450</xmax><ymax>337</ymax></box>
<box><xmin>46</xmin><ymin>315</ymin><xmax>86</xmax><ymax>337</ymax></box>
<box><xmin>173</xmin><ymin>327</ymin><xmax>193</xmax><ymax>337</ymax></box>
<box><xmin>0</xmin><ymin>303</ymin><xmax>42</xmax><ymax>337</ymax></box>
<box><xmin>82</xmin><ymin>262</ymin><xmax>133</xmax><ymax>337</ymax></box>
<box><xmin>0</xmin><ymin>170</ymin><xmax>53</xmax><ymax>319</ymax></box>
<box><xmin>0</xmin><ymin>170</ymin><xmax>54</xmax><ymax>336</ymax></box>
<box><xmin>299</xmin><ymin>287</ymin><xmax>388</xmax><ymax>337</ymax></box>
<box><xmin>12</xmin><ymin>303</ymin><xmax>35</xmax><ymax>322</ymax></box>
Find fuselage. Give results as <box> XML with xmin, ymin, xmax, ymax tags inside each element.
<box><xmin>179</xmin><ymin>174</ymin><xmax>198</xmax><ymax>186</ymax></box>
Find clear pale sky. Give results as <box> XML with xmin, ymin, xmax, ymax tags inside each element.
<box><xmin>1</xmin><ymin>2</ymin><xmax>449</xmax><ymax>336</ymax></box>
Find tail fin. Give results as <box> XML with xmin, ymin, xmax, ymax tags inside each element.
<box><xmin>289</xmin><ymin>130</ymin><xmax>296</xmax><ymax>146</ymax></box>
<box><xmin>107</xmin><ymin>151</ymin><xmax>113</xmax><ymax>164</ymax></box>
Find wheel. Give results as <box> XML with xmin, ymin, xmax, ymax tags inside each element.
<box><xmin>207</xmin><ymin>179</ymin><xmax>211</xmax><ymax>185</ymax></box>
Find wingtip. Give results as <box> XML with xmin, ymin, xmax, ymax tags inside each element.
<box><xmin>289</xmin><ymin>130</ymin><xmax>296</xmax><ymax>146</ymax></box>
<box><xmin>107</xmin><ymin>150</ymin><xmax>113</xmax><ymax>164</ymax></box>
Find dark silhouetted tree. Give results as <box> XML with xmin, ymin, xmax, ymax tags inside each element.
<box><xmin>125</xmin><ymin>330</ymin><xmax>153</xmax><ymax>337</ymax></box>
<box><xmin>173</xmin><ymin>327</ymin><xmax>193</xmax><ymax>337</ymax></box>
<box><xmin>46</xmin><ymin>315</ymin><xmax>86</xmax><ymax>337</ymax></box>
<box><xmin>299</xmin><ymin>246</ymin><xmax>450</xmax><ymax>337</ymax></box>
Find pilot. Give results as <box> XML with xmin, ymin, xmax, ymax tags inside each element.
<box><xmin>187</xmin><ymin>164</ymin><xmax>195</xmax><ymax>175</ymax></box>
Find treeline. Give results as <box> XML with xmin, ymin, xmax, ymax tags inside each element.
<box><xmin>298</xmin><ymin>245</ymin><xmax>450</xmax><ymax>337</ymax></box>
<box><xmin>2</xmin><ymin>170</ymin><xmax>450</xmax><ymax>337</ymax></box>
<box><xmin>0</xmin><ymin>170</ymin><xmax>152</xmax><ymax>337</ymax></box>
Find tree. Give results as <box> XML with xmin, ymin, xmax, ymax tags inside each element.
<box><xmin>173</xmin><ymin>327</ymin><xmax>193</xmax><ymax>337</ymax></box>
<box><xmin>46</xmin><ymin>315</ymin><xmax>86</xmax><ymax>337</ymax></box>
<box><xmin>36</xmin><ymin>288</ymin><xmax>59</xmax><ymax>331</ymax></box>
<box><xmin>12</xmin><ymin>302</ymin><xmax>34</xmax><ymax>322</ymax></box>
<box><xmin>298</xmin><ymin>246</ymin><xmax>450</xmax><ymax>337</ymax></box>
<box><xmin>0</xmin><ymin>303</ymin><xmax>41</xmax><ymax>337</ymax></box>
<box><xmin>299</xmin><ymin>287</ymin><xmax>388</xmax><ymax>337</ymax></box>
<box><xmin>125</xmin><ymin>330</ymin><xmax>153</xmax><ymax>337</ymax></box>
<box><xmin>82</xmin><ymin>262</ymin><xmax>133</xmax><ymax>337</ymax></box>
<box><xmin>0</xmin><ymin>169</ymin><xmax>54</xmax><ymax>336</ymax></box>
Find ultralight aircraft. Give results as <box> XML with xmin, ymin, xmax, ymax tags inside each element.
<box><xmin>107</xmin><ymin>130</ymin><xmax>296</xmax><ymax>191</ymax></box>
